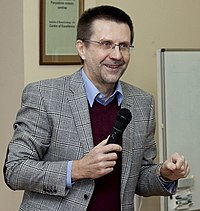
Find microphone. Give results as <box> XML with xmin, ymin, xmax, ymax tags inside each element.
<box><xmin>107</xmin><ymin>108</ymin><xmax>132</xmax><ymax>144</ymax></box>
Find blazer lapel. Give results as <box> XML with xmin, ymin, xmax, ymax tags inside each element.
<box><xmin>120</xmin><ymin>84</ymin><xmax>135</xmax><ymax>197</ymax></box>
<box><xmin>67</xmin><ymin>70</ymin><xmax>94</xmax><ymax>155</ymax></box>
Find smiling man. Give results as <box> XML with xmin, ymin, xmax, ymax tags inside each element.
<box><xmin>4</xmin><ymin>5</ymin><xmax>189</xmax><ymax>211</ymax></box>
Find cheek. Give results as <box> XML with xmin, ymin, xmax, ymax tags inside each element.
<box><xmin>87</xmin><ymin>51</ymin><xmax>107</xmax><ymax>65</ymax></box>
<box><xmin>124</xmin><ymin>54</ymin><xmax>130</xmax><ymax>64</ymax></box>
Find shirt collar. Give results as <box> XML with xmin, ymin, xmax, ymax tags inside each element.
<box><xmin>81</xmin><ymin>68</ymin><xmax>123</xmax><ymax>107</ymax></box>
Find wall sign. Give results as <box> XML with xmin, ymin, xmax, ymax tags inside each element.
<box><xmin>40</xmin><ymin>0</ymin><xmax>84</xmax><ymax>65</ymax></box>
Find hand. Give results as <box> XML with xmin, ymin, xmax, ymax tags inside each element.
<box><xmin>160</xmin><ymin>152</ymin><xmax>190</xmax><ymax>181</ymax></box>
<box><xmin>72</xmin><ymin>137</ymin><xmax>122</xmax><ymax>181</ymax></box>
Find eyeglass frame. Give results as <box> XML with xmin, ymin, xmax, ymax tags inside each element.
<box><xmin>82</xmin><ymin>39</ymin><xmax>134</xmax><ymax>54</ymax></box>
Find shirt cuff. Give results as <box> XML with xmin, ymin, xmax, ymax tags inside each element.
<box><xmin>66</xmin><ymin>161</ymin><xmax>73</xmax><ymax>189</ymax></box>
<box><xmin>156</xmin><ymin>164</ymin><xmax>177</xmax><ymax>194</ymax></box>
<box><xmin>159</xmin><ymin>176</ymin><xmax>177</xmax><ymax>194</ymax></box>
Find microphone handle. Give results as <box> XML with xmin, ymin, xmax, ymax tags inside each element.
<box><xmin>106</xmin><ymin>127</ymin><xmax>123</xmax><ymax>144</ymax></box>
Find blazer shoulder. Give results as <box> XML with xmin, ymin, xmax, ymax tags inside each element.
<box><xmin>25</xmin><ymin>76</ymin><xmax>69</xmax><ymax>90</ymax></box>
<box><xmin>121</xmin><ymin>81</ymin><xmax>154</xmax><ymax>99</ymax></box>
<box><xmin>24</xmin><ymin>70</ymin><xmax>82</xmax><ymax>92</ymax></box>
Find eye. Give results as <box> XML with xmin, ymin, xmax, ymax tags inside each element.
<box><xmin>100</xmin><ymin>41</ymin><xmax>112</xmax><ymax>48</ymax></box>
<box><xmin>119</xmin><ymin>43</ymin><xmax>129</xmax><ymax>49</ymax></box>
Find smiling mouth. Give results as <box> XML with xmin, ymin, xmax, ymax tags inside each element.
<box><xmin>105</xmin><ymin>64</ymin><xmax>121</xmax><ymax>69</ymax></box>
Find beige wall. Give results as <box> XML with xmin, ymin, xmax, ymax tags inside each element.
<box><xmin>0</xmin><ymin>1</ymin><xmax>24</xmax><ymax>210</ymax></box>
<box><xmin>1</xmin><ymin>0</ymin><xmax>200</xmax><ymax>210</ymax></box>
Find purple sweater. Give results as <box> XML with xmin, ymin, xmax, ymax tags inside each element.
<box><xmin>87</xmin><ymin>98</ymin><xmax>122</xmax><ymax>211</ymax></box>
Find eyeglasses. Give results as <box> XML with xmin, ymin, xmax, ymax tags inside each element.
<box><xmin>83</xmin><ymin>39</ymin><xmax>134</xmax><ymax>54</ymax></box>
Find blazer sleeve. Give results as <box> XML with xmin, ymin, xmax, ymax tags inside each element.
<box><xmin>135</xmin><ymin>96</ymin><xmax>174</xmax><ymax>196</ymax></box>
<box><xmin>4</xmin><ymin>82</ymin><xmax>69</xmax><ymax>197</ymax></box>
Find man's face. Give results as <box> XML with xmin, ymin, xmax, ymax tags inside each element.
<box><xmin>77</xmin><ymin>19</ymin><xmax>131</xmax><ymax>90</ymax></box>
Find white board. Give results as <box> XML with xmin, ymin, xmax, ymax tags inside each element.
<box><xmin>157</xmin><ymin>49</ymin><xmax>200</xmax><ymax>211</ymax></box>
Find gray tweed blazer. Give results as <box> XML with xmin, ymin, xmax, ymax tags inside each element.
<box><xmin>4</xmin><ymin>69</ymin><xmax>171</xmax><ymax>211</ymax></box>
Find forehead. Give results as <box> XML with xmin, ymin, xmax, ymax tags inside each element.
<box><xmin>91</xmin><ymin>19</ymin><xmax>131</xmax><ymax>42</ymax></box>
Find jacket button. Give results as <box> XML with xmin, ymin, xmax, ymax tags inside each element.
<box><xmin>84</xmin><ymin>194</ymin><xmax>88</xmax><ymax>200</ymax></box>
<box><xmin>43</xmin><ymin>185</ymin><xmax>47</xmax><ymax>192</ymax></box>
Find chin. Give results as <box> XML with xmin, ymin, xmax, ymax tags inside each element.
<box><xmin>104</xmin><ymin>76</ymin><xmax>121</xmax><ymax>84</ymax></box>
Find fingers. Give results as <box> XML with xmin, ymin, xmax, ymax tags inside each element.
<box><xmin>95</xmin><ymin>137</ymin><xmax>122</xmax><ymax>154</ymax></box>
<box><xmin>89</xmin><ymin>137</ymin><xmax>122</xmax><ymax>164</ymax></box>
<box><xmin>76</xmin><ymin>137</ymin><xmax>122</xmax><ymax>180</ymax></box>
<box><xmin>171</xmin><ymin>153</ymin><xmax>188</xmax><ymax>172</ymax></box>
<box><xmin>177</xmin><ymin>156</ymin><xmax>190</xmax><ymax>178</ymax></box>
<box><xmin>171</xmin><ymin>153</ymin><xmax>185</xmax><ymax>168</ymax></box>
<box><xmin>162</xmin><ymin>152</ymin><xmax>190</xmax><ymax>180</ymax></box>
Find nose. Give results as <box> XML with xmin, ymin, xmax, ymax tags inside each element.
<box><xmin>109</xmin><ymin>46</ymin><xmax>123</xmax><ymax>60</ymax></box>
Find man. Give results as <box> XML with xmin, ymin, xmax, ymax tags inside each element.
<box><xmin>4</xmin><ymin>5</ymin><xmax>189</xmax><ymax>211</ymax></box>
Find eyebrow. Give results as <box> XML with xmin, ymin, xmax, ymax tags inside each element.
<box><xmin>99</xmin><ymin>39</ymin><xmax>130</xmax><ymax>44</ymax></box>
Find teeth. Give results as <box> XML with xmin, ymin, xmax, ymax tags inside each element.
<box><xmin>106</xmin><ymin>64</ymin><xmax>119</xmax><ymax>68</ymax></box>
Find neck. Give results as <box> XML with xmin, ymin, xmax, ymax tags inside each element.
<box><xmin>83</xmin><ymin>68</ymin><xmax>117</xmax><ymax>98</ymax></box>
<box><xmin>97</xmin><ymin>83</ymin><xmax>116</xmax><ymax>98</ymax></box>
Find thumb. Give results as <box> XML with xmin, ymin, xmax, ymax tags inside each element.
<box><xmin>166</xmin><ymin>161</ymin><xmax>177</xmax><ymax>171</ymax></box>
<box><xmin>162</xmin><ymin>159</ymin><xmax>176</xmax><ymax>172</ymax></box>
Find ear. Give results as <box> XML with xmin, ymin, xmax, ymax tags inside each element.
<box><xmin>76</xmin><ymin>40</ymin><xmax>86</xmax><ymax>60</ymax></box>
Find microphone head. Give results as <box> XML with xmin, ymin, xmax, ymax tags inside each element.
<box><xmin>116</xmin><ymin>108</ymin><xmax>132</xmax><ymax>125</ymax></box>
<box><xmin>106</xmin><ymin>108</ymin><xmax>132</xmax><ymax>144</ymax></box>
